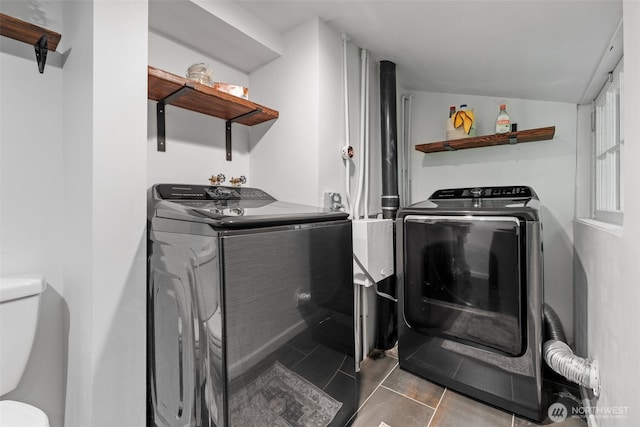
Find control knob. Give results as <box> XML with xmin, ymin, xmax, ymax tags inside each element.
<box><xmin>470</xmin><ymin>188</ymin><xmax>483</xmax><ymax>198</ymax></box>
<box><xmin>211</xmin><ymin>187</ymin><xmax>232</xmax><ymax>199</ymax></box>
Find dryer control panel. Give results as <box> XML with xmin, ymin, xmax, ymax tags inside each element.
<box><xmin>430</xmin><ymin>186</ymin><xmax>536</xmax><ymax>200</ymax></box>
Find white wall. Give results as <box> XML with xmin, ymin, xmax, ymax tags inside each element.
<box><xmin>147</xmin><ymin>31</ymin><xmax>251</xmax><ymax>187</ymax></box>
<box><xmin>61</xmin><ymin>4</ymin><xmax>96</xmax><ymax>424</ymax></box>
<box><xmin>248</xmin><ymin>19</ymin><xmax>321</xmax><ymax>205</ymax></box>
<box><xmin>61</xmin><ymin>2</ymin><xmax>148</xmax><ymax>426</ymax></box>
<box><xmin>249</xmin><ymin>18</ymin><xmax>382</xmax><ymax>213</ymax></box>
<box><xmin>406</xmin><ymin>92</ymin><xmax>577</xmax><ymax>343</ymax></box>
<box><xmin>89</xmin><ymin>2</ymin><xmax>148</xmax><ymax>426</ymax></box>
<box><xmin>316</xmin><ymin>25</ymin><xmax>383</xmax><ymax>216</ymax></box>
<box><xmin>317</xmin><ymin>21</ymin><xmax>349</xmax><ymax>208</ymax></box>
<box><xmin>573</xmin><ymin>2</ymin><xmax>640</xmax><ymax>424</ymax></box>
<box><xmin>0</xmin><ymin>10</ymin><xmax>66</xmax><ymax>427</ymax></box>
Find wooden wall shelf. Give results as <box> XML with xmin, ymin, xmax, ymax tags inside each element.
<box><xmin>415</xmin><ymin>126</ymin><xmax>556</xmax><ymax>154</ymax></box>
<box><xmin>0</xmin><ymin>13</ymin><xmax>62</xmax><ymax>73</ymax></box>
<box><xmin>148</xmin><ymin>66</ymin><xmax>279</xmax><ymax>159</ymax></box>
<box><xmin>0</xmin><ymin>13</ymin><xmax>61</xmax><ymax>50</ymax></box>
<box><xmin>148</xmin><ymin>66</ymin><xmax>278</xmax><ymax>125</ymax></box>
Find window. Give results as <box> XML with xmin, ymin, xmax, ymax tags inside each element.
<box><xmin>593</xmin><ymin>58</ymin><xmax>624</xmax><ymax>225</ymax></box>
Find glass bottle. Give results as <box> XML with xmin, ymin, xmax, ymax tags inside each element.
<box><xmin>495</xmin><ymin>104</ymin><xmax>511</xmax><ymax>134</ymax></box>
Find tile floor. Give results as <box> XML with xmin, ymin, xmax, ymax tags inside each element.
<box><xmin>348</xmin><ymin>348</ymin><xmax>587</xmax><ymax>427</ymax></box>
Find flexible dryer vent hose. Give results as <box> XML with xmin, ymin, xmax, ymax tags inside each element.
<box><xmin>543</xmin><ymin>304</ymin><xmax>600</xmax><ymax>396</ymax></box>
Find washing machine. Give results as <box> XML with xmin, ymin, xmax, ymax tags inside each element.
<box><xmin>396</xmin><ymin>186</ymin><xmax>544</xmax><ymax>421</ymax></box>
<box><xmin>147</xmin><ymin>184</ymin><xmax>358</xmax><ymax>427</ymax></box>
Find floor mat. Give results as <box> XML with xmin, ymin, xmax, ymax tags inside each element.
<box><xmin>229</xmin><ymin>361</ymin><xmax>342</xmax><ymax>427</ymax></box>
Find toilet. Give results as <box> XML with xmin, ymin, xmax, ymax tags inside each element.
<box><xmin>0</xmin><ymin>275</ymin><xmax>50</xmax><ymax>427</ymax></box>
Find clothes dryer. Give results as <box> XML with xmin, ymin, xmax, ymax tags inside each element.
<box><xmin>396</xmin><ymin>186</ymin><xmax>544</xmax><ymax>421</ymax></box>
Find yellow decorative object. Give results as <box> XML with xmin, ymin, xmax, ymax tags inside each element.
<box><xmin>453</xmin><ymin>110</ymin><xmax>475</xmax><ymax>135</ymax></box>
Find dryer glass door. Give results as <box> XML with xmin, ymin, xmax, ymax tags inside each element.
<box><xmin>403</xmin><ymin>215</ymin><xmax>525</xmax><ymax>356</ymax></box>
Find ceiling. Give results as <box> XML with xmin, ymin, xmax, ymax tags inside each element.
<box><xmin>149</xmin><ymin>0</ymin><xmax>623</xmax><ymax>105</ymax></box>
<box><xmin>232</xmin><ymin>0</ymin><xmax>623</xmax><ymax>104</ymax></box>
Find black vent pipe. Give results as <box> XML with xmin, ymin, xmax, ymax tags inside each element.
<box><xmin>379</xmin><ymin>60</ymin><xmax>399</xmax><ymax>219</ymax></box>
<box><xmin>375</xmin><ymin>60</ymin><xmax>398</xmax><ymax>351</ymax></box>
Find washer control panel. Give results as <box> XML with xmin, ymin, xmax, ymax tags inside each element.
<box><xmin>155</xmin><ymin>184</ymin><xmax>275</xmax><ymax>201</ymax></box>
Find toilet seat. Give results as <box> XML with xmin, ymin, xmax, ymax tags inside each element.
<box><xmin>0</xmin><ymin>400</ymin><xmax>50</xmax><ymax>427</ymax></box>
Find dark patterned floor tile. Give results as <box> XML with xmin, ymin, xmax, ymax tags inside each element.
<box><xmin>382</xmin><ymin>365</ymin><xmax>444</xmax><ymax>408</ymax></box>
<box><xmin>429</xmin><ymin>389</ymin><xmax>513</xmax><ymax>427</ymax></box>
<box><xmin>351</xmin><ymin>386</ymin><xmax>435</xmax><ymax>427</ymax></box>
<box><xmin>357</xmin><ymin>355</ymin><xmax>398</xmax><ymax>406</ymax></box>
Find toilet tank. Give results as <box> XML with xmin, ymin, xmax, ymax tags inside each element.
<box><xmin>0</xmin><ymin>276</ymin><xmax>46</xmax><ymax>396</ymax></box>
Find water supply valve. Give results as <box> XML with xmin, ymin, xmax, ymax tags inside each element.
<box><xmin>209</xmin><ymin>173</ymin><xmax>226</xmax><ymax>185</ymax></box>
<box><xmin>230</xmin><ymin>175</ymin><xmax>246</xmax><ymax>186</ymax></box>
<box><xmin>324</xmin><ymin>192</ymin><xmax>344</xmax><ymax>211</ymax></box>
<box><xmin>341</xmin><ymin>145</ymin><xmax>354</xmax><ymax>160</ymax></box>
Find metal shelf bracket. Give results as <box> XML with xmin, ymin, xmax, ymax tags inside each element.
<box><xmin>34</xmin><ymin>34</ymin><xmax>47</xmax><ymax>73</ymax></box>
<box><xmin>155</xmin><ymin>81</ymin><xmax>264</xmax><ymax>159</ymax></box>
<box><xmin>444</xmin><ymin>142</ymin><xmax>456</xmax><ymax>151</ymax></box>
<box><xmin>156</xmin><ymin>84</ymin><xmax>194</xmax><ymax>151</ymax></box>
<box><xmin>225</xmin><ymin>108</ymin><xmax>262</xmax><ymax>161</ymax></box>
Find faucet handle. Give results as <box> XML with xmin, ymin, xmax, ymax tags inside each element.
<box><xmin>209</xmin><ymin>173</ymin><xmax>226</xmax><ymax>185</ymax></box>
<box><xmin>230</xmin><ymin>175</ymin><xmax>246</xmax><ymax>186</ymax></box>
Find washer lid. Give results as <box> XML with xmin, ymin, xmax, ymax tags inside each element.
<box><xmin>149</xmin><ymin>184</ymin><xmax>348</xmax><ymax>228</ymax></box>
<box><xmin>0</xmin><ymin>401</ymin><xmax>50</xmax><ymax>427</ymax></box>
